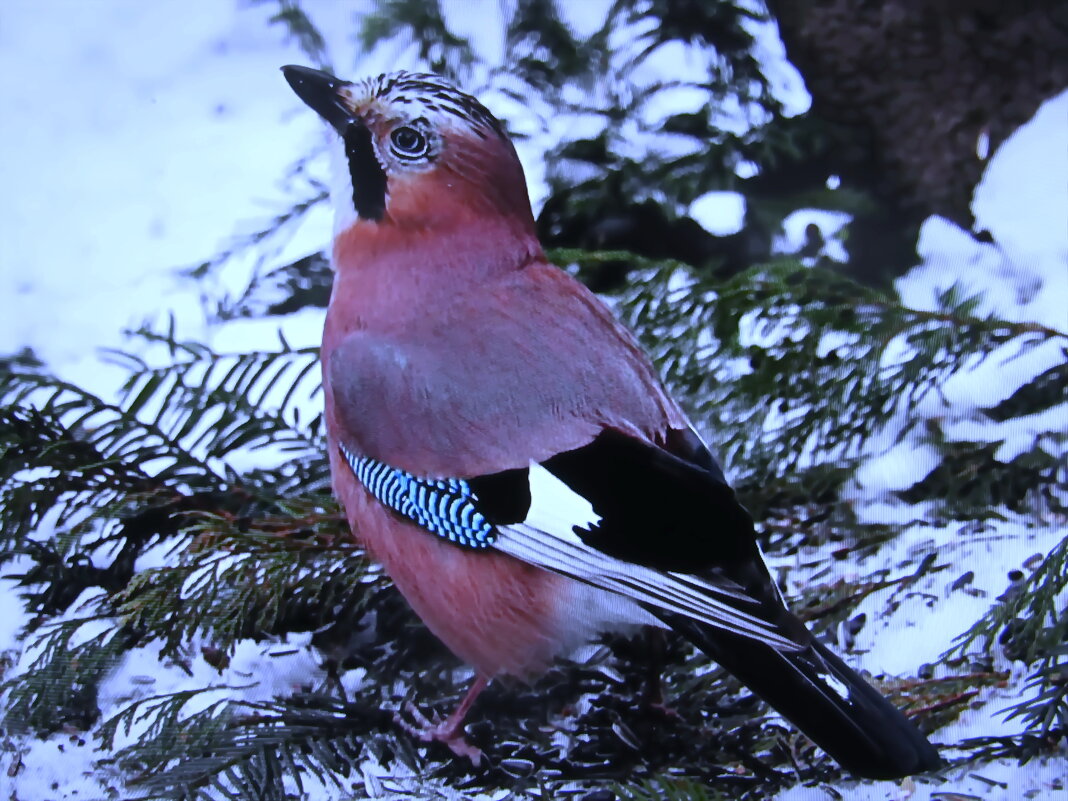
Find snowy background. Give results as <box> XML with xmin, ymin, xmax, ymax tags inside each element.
<box><xmin>1</xmin><ymin>0</ymin><xmax>1065</xmax><ymax>798</ymax></box>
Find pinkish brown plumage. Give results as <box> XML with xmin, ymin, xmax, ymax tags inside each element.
<box><xmin>317</xmin><ymin>94</ymin><xmax>680</xmax><ymax>681</ymax></box>
<box><xmin>283</xmin><ymin>65</ymin><xmax>941</xmax><ymax>778</ymax></box>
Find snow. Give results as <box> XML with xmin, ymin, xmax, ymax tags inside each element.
<box><xmin>436</xmin><ymin>1</ymin><xmax>505</xmax><ymax>64</ymax></box>
<box><xmin>774</xmin><ymin>757</ymin><xmax>1066</xmax><ymax>801</ymax></box>
<box><xmin>902</xmin><ymin>216</ymin><xmax>1067</xmax><ymax>331</ymax></box>
<box><xmin>972</xmin><ymin>91</ymin><xmax>1068</xmax><ymax>261</ymax></box>
<box><xmin>742</xmin><ymin>4</ymin><xmax>811</xmax><ymax>118</ymax></box>
<box><xmin>851</xmin><ymin>440</ymin><xmax>942</xmax><ymax>495</ymax></box>
<box><xmin>1</xmin><ymin>1</ymin><xmax>1066</xmax><ymax>799</ymax></box>
<box><xmin>690</xmin><ymin>191</ymin><xmax>747</xmax><ymax>236</ymax></box>
<box><xmin>777</xmin><ymin>209</ymin><xmax>852</xmax><ymax>263</ymax></box>
<box><xmin>553</xmin><ymin>0</ymin><xmax>615</xmax><ymax>40</ymax></box>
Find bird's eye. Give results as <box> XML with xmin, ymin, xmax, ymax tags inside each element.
<box><xmin>390</xmin><ymin>126</ymin><xmax>430</xmax><ymax>159</ymax></box>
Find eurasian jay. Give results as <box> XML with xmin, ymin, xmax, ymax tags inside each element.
<box><xmin>281</xmin><ymin>65</ymin><xmax>942</xmax><ymax>779</ymax></box>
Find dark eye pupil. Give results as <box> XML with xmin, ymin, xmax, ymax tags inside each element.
<box><xmin>392</xmin><ymin>127</ymin><xmax>426</xmax><ymax>155</ymax></box>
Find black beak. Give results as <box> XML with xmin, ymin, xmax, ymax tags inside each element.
<box><xmin>282</xmin><ymin>65</ymin><xmax>356</xmax><ymax>134</ymax></box>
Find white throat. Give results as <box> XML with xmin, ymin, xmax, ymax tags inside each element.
<box><xmin>326</xmin><ymin>130</ymin><xmax>360</xmax><ymax>238</ymax></box>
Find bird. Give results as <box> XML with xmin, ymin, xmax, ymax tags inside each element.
<box><xmin>281</xmin><ymin>64</ymin><xmax>942</xmax><ymax>780</ymax></box>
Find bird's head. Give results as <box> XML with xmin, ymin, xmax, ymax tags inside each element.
<box><xmin>283</xmin><ymin>66</ymin><xmax>535</xmax><ymax>240</ymax></box>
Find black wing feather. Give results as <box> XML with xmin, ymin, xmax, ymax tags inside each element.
<box><xmin>542</xmin><ymin>428</ymin><xmax>757</xmax><ymax>571</ymax></box>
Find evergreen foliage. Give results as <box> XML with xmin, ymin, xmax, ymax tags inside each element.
<box><xmin>2</xmin><ymin>1</ymin><xmax>1065</xmax><ymax>799</ymax></box>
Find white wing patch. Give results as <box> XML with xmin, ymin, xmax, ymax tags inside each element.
<box><xmin>492</xmin><ymin>464</ymin><xmax>803</xmax><ymax>653</ymax></box>
<box><xmin>524</xmin><ymin>463</ymin><xmax>601</xmax><ymax>544</ymax></box>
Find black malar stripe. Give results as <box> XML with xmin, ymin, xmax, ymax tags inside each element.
<box><xmin>344</xmin><ymin>121</ymin><xmax>387</xmax><ymax>221</ymax></box>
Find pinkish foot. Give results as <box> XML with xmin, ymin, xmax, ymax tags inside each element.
<box><xmin>647</xmin><ymin>699</ymin><xmax>681</xmax><ymax>719</ymax></box>
<box><xmin>394</xmin><ymin>702</ymin><xmax>484</xmax><ymax>765</ymax></box>
<box><xmin>641</xmin><ymin>676</ymin><xmax>680</xmax><ymax>719</ymax></box>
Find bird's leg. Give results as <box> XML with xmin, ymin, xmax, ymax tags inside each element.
<box><xmin>641</xmin><ymin>628</ymin><xmax>678</xmax><ymax>718</ymax></box>
<box><xmin>322</xmin><ymin>657</ymin><xmax>348</xmax><ymax>703</ymax></box>
<box><xmin>395</xmin><ymin>674</ymin><xmax>489</xmax><ymax>765</ymax></box>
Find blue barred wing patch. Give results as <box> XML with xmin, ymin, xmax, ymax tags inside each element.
<box><xmin>339</xmin><ymin>444</ymin><xmax>496</xmax><ymax>549</ymax></box>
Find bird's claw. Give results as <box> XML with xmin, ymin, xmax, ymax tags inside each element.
<box><xmin>646</xmin><ymin>699</ymin><xmax>680</xmax><ymax>719</ymax></box>
<box><xmin>394</xmin><ymin>702</ymin><xmax>484</xmax><ymax>766</ymax></box>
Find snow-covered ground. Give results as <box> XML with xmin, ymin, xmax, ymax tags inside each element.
<box><xmin>1</xmin><ymin>1</ymin><xmax>1065</xmax><ymax>799</ymax></box>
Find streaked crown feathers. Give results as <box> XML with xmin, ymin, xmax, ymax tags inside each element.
<box><xmin>344</xmin><ymin>71</ymin><xmax>505</xmax><ymax>140</ymax></box>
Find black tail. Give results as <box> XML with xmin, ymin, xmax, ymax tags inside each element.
<box><xmin>660</xmin><ymin>613</ymin><xmax>942</xmax><ymax>779</ymax></box>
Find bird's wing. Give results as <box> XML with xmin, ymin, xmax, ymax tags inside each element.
<box><xmin>335</xmin><ymin>431</ymin><xmax>802</xmax><ymax>652</ymax></box>
<box><xmin>328</xmin><ymin>265</ymin><xmax>806</xmax><ymax>651</ymax></box>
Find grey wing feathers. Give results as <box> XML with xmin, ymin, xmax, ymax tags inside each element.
<box><xmin>493</xmin><ymin>522</ymin><xmax>803</xmax><ymax>652</ymax></box>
